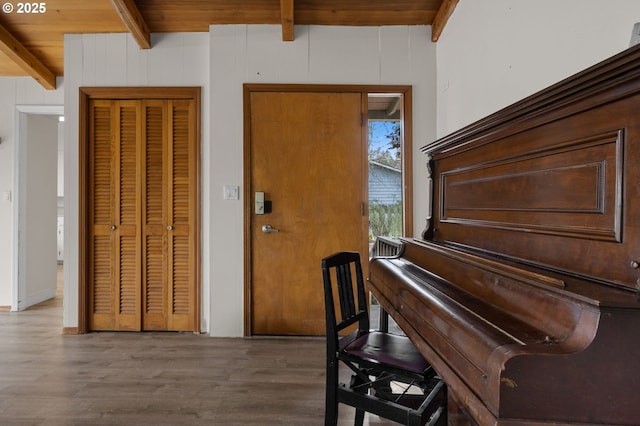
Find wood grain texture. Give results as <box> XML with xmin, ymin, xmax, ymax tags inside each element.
<box><xmin>110</xmin><ymin>0</ymin><xmax>152</xmax><ymax>49</ymax></box>
<box><xmin>0</xmin><ymin>22</ymin><xmax>56</xmax><ymax>89</ymax></box>
<box><xmin>82</xmin><ymin>88</ymin><xmax>201</xmax><ymax>333</ymax></box>
<box><xmin>248</xmin><ymin>91</ymin><xmax>367</xmax><ymax>336</ymax></box>
<box><xmin>280</xmin><ymin>0</ymin><xmax>295</xmax><ymax>41</ymax></box>
<box><xmin>0</xmin><ymin>267</ymin><xmax>397</xmax><ymax>425</ymax></box>
<box><xmin>424</xmin><ymin>44</ymin><xmax>640</xmax><ymax>291</ymax></box>
<box><xmin>0</xmin><ymin>0</ymin><xmax>450</xmax><ymax>82</ymax></box>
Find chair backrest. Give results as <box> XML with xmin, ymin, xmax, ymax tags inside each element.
<box><xmin>321</xmin><ymin>251</ymin><xmax>370</xmax><ymax>345</ymax></box>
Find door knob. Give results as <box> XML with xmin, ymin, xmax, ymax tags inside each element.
<box><xmin>261</xmin><ymin>224</ymin><xmax>279</xmax><ymax>234</ymax></box>
<box><xmin>167</xmin><ymin>225</ymin><xmax>173</xmax><ymax>231</ymax></box>
<box><xmin>110</xmin><ymin>225</ymin><xmax>116</xmax><ymax>231</ymax></box>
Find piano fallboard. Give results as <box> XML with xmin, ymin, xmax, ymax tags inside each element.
<box><xmin>369</xmin><ymin>239</ymin><xmax>640</xmax><ymax>425</ymax></box>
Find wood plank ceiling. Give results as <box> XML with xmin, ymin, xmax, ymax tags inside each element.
<box><xmin>0</xmin><ymin>0</ymin><xmax>459</xmax><ymax>90</ymax></box>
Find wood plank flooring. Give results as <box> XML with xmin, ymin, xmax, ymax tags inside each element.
<box><xmin>0</xmin><ymin>268</ymin><xmax>397</xmax><ymax>425</ymax></box>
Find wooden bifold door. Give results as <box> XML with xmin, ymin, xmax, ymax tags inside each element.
<box><xmin>81</xmin><ymin>88</ymin><xmax>200</xmax><ymax>332</ymax></box>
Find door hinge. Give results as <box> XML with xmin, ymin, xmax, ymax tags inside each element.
<box><xmin>361</xmin><ymin>202</ymin><xmax>366</xmax><ymax>216</ymax></box>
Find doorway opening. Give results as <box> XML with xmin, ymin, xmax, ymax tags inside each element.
<box><xmin>367</xmin><ymin>93</ymin><xmax>405</xmax><ymax>258</ymax></box>
<box><xmin>367</xmin><ymin>93</ymin><xmax>409</xmax><ymax>334</ymax></box>
<box><xmin>12</xmin><ymin>105</ymin><xmax>64</xmax><ymax>312</ymax></box>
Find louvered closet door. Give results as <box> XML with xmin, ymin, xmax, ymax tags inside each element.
<box><xmin>89</xmin><ymin>100</ymin><xmax>142</xmax><ymax>331</ymax></box>
<box><xmin>89</xmin><ymin>98</ymin><xmax>197</xmax><ymax>332</ymax></box>
<box><xmin>142</xmin><ymin>100</ymin><xmax>197</xmax><ymax>331</ymax></box>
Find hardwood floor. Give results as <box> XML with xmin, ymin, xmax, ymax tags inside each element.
<box><xmin>0</xmin><ymin>268</ymin><xmax>397</xmax><ymax>425</ymax></box>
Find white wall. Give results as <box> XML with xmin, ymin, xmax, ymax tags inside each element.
<box><xmin>436</xmin><ymin>0</ymin><xmax>640</xmax><ymax>136</ymax></box>
<box><xmin>209</xmin><ymin>24</ymin><xmax>437</xmax><ymax>336</ymax></box>
<box><xmin>0</xmin><ymin>77</ymin><xmax>63</xmax><ymax>307</ymax></box>
<box><xmin>62</xmin><ymin>32</ymin><xmax>211</xmax><ymax>330</ymax></box>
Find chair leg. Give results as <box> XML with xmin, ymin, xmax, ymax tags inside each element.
<box><xmin>350</xmin><ymin>374</ymin><xmax>366</xmax><ymax>426</ymax></box>
<box><xmin>325</xmin><ymin>360</ymin><xmax>339</xmax><ymax>426</ymax></box>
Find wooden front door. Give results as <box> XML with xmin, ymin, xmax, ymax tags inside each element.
<box><xmin>83</xmin><ymin>89</ymin><xmax>200</xmax><ymax>332</ymax></box>
<box><xmin>247</xmin><ymin>89</ymin><xmax>368</xmax><ymax>336</ymax></box>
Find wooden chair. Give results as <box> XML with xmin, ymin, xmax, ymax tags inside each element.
<box><xmin>321</xmin><ymin>251</ymin><xmax>446</xmax><ymax>426</ymax></box>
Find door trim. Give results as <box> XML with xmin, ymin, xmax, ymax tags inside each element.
<box><xmin>78</xmin><ymin>87</ymin><xmax>201</xmax><ymax>334</ymax></box>
<box><xmin>242</xmin><ymin>84</ymin><xmax>413</xmax><ymax>336</ymax></box>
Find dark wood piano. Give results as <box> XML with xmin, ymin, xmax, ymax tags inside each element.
<box><xmin>368</xmin><ymin>44</ymin><xmax>640</xmax><ymax>426</ymax></box>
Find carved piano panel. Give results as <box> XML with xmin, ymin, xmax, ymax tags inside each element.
<box><xmin>369</xmin><ymin>44</ymin><xmax>640</xmax><ymax>426</ymax></box>
<box><xmin>440</xmin><ymin>129</ymin><xmax>623</xmax><ymax>242</ymax></box>
<box><xmin>429</xmin><ymin>81</ymin><xmax>640</xmax><ymax>292</ymax></box>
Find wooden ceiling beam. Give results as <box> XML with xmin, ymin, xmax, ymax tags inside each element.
<box><xmin>431</xmin><ymin>0</ymin><xmax>459</xmax><ymax>42</ymax></box>
<box><xmin>281</xmin><ymin>0</ymin><xmax>295</xmax><ymax>41</ymax></box>
<box><xmin>0</xmin><ymin>23</ymin><xmax>56</xmax><ymax>90</ymax></box>
<box><xmin>110</xmin><ymin>0</ymin><xmax>151</xmax><ymax>49</ymax></box>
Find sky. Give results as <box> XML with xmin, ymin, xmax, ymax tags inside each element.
<box><xmin>369</xmin><ymin>120</ymin><xmax>400</xmax><ymax>153</ymax></box>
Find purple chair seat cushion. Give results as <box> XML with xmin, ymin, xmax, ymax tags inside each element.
<box><xmin>341</xmin><ymin>331</ymin><xmax>430</xmax><ymax>374</ymax></box>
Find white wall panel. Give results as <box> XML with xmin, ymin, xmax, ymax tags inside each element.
<box><xmin>126</xmin><ymin>35</ymin><xmax>149</xmax><ymax>85</ymax></box>
<box><xmin>94</xmin><ymin>35</ymin><xmax>108</xmax><ymax>86</ymax></box>
<box><xmin>81</xmin><ymin>36</ymin><xmax>97</xmax><ymax>86</ymax></box>
<box><xmin>62</xmin><ymin>35</ymin><xmax>82</xmax><ymax>326</ymax></box>
<box><xmin>0</xmin><ymin>79</ymin><xmax>16</xmax><ymax>307</ymax></box>
<box><xmin>308</xmin><ymin>26</ymin><xmax>381</xmax><ymax>83</ymax></box>
<box><xmin>406</xmin><ymin>26</ymin><xmax>438</xmax><ymax>239</ymax></box>
<box><xmin>181</xmin><ymin>35</ymin><xmax>210</xmax><ymax>85</ymax></box>
<box><xmin>436</xmin><ymin>0</ymin><xmax>640</xmax><ymax>137</ymax></box>
<box><xmin>148</xmin><ymin>34</ymin><xmax>182</xmax><ymax>85</ymax></box>
<box><xmin>103</xmin><ymin>34</ymin><xmax>128</xmax><ymax>86</ymax></box>
<box><xmin>379</xmin><ymin>26</ymin><xmax>414</xmax><ymax>82</ymax></box>
<box><xmin>247</xmin><ymin>25</ymin><xmax>310</xmax><ymax>83</ymax></box>
<box><xmin>209</xmin><ymin>25</ymin><xmax>248</xmax><ymax>337</ymax></box>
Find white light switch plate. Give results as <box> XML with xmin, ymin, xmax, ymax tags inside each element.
<box><xmin>223</xmin><ymin>185</ymin><xmax>239</xmax><ymax>200</ymax></box>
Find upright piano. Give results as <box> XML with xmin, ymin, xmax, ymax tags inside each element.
<box><xmin>368</xmin><ymin>44</ymin><xmax>640</xmax><ymax>426</ymax></box>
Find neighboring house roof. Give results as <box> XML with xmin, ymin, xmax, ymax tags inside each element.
<box><xmin>369</xmin><ymin>160</ymin><xmax>401</xmax><ymax>205</ymax></box>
